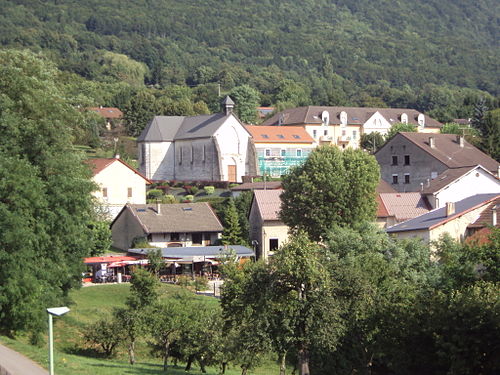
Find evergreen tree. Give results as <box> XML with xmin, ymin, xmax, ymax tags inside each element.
<box><xmin>221</xmin><ymin>200</ymin><xmax>243</xmax><ymax>245</ymax></box>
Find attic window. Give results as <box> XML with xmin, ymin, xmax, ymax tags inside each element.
<box><xmin>352</xmin><ymin>117</ymin><xmax>359</xmax><ymax>121</ymax></box>
<box><xmin>136</xmin><ymin>208</ymin><xmax>146</xmax><ymax>212</ymax></box>
<box><xmin>182</xmin><ymin>207</ymin><xmax>193</xmax><ymax>211</ymax></box>
<box><xmin>261</xmin><ymin>134</ymin><xmax>269</xmax><ymax>139</ymax></box>
<box><xmin>292</xmin><ymin>135</ymin><xmax>301</xmax><ymax>139</ymax></box>
<box><xmin>277</xmin><ymin>134</ymin><xmax>285</xmax><ymax>139</ymax></box>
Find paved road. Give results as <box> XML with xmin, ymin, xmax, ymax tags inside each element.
<box><xmin>0</xmin><ymin>343</ymin><xmax>48</xmax><ymax>375</ymax></box>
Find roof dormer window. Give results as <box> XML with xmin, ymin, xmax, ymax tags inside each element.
<box><xmin>417</xmin><ymin>113</ymin><xmax>425</xmax><ymax>127</ymax></box>
<box><xmin>401</xmin><ymin>113</ymin><xmax>408</xmax><ymax>124</ymax></box>
<box><xmin>340</xmin><ymin>111</ymin><xmax>347</xmax><ymax>127</ymax></box>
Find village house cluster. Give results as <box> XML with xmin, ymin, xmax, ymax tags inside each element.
<box><xmin>86</xmin><ymin>98</ymin><xmax>499</xmax><ymax>275</ymax></box>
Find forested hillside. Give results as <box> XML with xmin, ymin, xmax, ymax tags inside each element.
<box><xmin>1</xmin><ymin>0</ymin><xmax>498</xmax><ymax>122</ymax></box>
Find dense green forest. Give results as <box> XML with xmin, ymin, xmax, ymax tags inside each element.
<box><xmin>1</xmin><ymin>0</ymin><xmax>498</xmax><ymax>121</ymax></box>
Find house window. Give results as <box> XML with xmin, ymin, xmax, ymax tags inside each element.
<box><xmin>170</xmin><ymin>233</ymin><xmax>180</xmax><ymax>241</ymax></box>
<box><xmin>179</xmin><ymin>146</ymin><xmax>183</xmax><ymax>164</ymax></box>
<box><xmin>392</xmin><ymin>156</ymin><xmax>398</xmax><ymax>165</ymax></box>
<box><xmin>313</xmin><ymin>129</ymin><xmax>317</xmax><ymax>138</ymax></box>
<box><xmin>127</xmin><ymin>188</ymin><xmax>133</xmax><ymax>198</ymax></box>
<box><xmin>352</xmin><ymin>130</ymin><xmax>357</xmax><ymax>139</ymax></box>
<box><xmin>102</xmin><ymin>187</ymin><xmax>108</xmax><ymax>198</ymax></box>
<box><xmin>392</xmin><ymin>174</ymin><xmax>398</xmax><ymax>184</ymax></box>
<box><xmin>296</xmin><ymin>149</ymin><xmax>302</xmax><ymax>157</ymax></box>
<box><xmin>342</xmin><ymin>130</ymin><xmax>346</xmax><ymax>136</ymax></box>
<box><xmin>203</xmin><ymin>145</ymin><xmax>206</xmax><ymax>162</ymax></box>
<box><xmin>281</xmin><ymin>149</ymin><xmax>286</xmax><ymax>157</ymax></box>
<box><xmin>404</xmin><ymin>173</ymin><xmax>410</xmax><ymax>184</ymax></box>
<box><xmin>324</xmin><ymin>129</ymin><xmax>328</xmax><ymax>136</ymax></box>
<box><xmin>265</xmin><ymin>149</ymin><xmax>271</xmax><ymax>157</ymax></box>
<box><xmin>140</xmin><ymin>144</ymin><xmax>146</xmax><ymax>167</ymax></box>
<box><xmin>269</xmin><ymin>238</ymin><xmax>279</xmax><ymax>251</ymax></box>
<box><xmin>192</xmin><ymin>233</ymin><xmax>202</xmax><ymax>245</ymax></box>
<box><xmin>191</xmin><ymin>146</ymin><xmax>194</xmax><ymax>163</ymax></box>
<box><xmin>404</xmin><ymin>155</ymin><xmax>410</xmax><ymax>165</ymax></box>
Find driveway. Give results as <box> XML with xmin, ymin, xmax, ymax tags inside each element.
<box><xmin>0</xmin><ymin>343</ymin><xmax>48</xmax><ymax>375</ymax></box>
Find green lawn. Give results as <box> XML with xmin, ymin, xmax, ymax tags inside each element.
<box><xmin>0</xmin><ymin>283</ymin><xmax>282</xmax><ymax>375</ymax></box>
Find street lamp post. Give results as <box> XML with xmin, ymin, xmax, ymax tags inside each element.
<box><xmin>47</xmin><ymin>307</ymin><xmax>70</xmax><ymax>375</ymax></box>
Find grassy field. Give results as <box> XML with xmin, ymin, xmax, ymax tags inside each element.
<box><xmin>0</xmin><ymin>283</ymin><xmax>282</xmax><ymax>375</ymax></box>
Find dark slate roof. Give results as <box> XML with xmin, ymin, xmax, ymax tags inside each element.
<box><xmin>262</xmin><ymin>106</ymin><xmax>442</xmax><ymax>128</ymax></box>
<box><xmin>137</xmin><ymin>113</ymin><xmax>245</xmax><ymax>142</ymax></box>
<box><xmin>386</xmin><ymin>194</ymin><xmax>499</xmax><ymax>233</ymax></box>
<box><xmin>137</xmin><ymin>116</ymin><xmax>185</xmax><ymax>142</ymax></box>
<box><xmin>174</xmin><ymin>113</ymin><xmax>229</xmax><ymax>140</ymax></box>
<box><xmin>128</xmin><ymin>245</ymin><xmax>254</xmax><ymax>258</ymax></box>
<box><xmin>421</xmin><ymin>166</ymin><xmax>478</xmax><ymax>194</ymax></box>
<box><xmin>396</xmin><ymin>133</ymin><xmax>499</xmax><ymax>173</ymax></box>
<box><xmin>114</xmin><ymin>203</ymin><xmax>223</xmax><ymax>233</ymax></box>
<box><xmin>221</xmin><ymin>96</ymin><xmax>235</xmax><ymax>105</ymax></box>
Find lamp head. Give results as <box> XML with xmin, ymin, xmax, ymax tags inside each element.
<box><xmin>47</xmin><ymin>307</ymin><xmax>70</xmax><ymax>317</ymax></box>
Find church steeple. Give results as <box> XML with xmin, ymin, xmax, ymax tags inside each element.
<box><xmin>221</xmin><ymin>96</ymin><xmax>235</xmax><ymax>115</ymax></box>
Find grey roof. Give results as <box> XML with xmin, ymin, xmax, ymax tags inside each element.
<box><xmin>262</xmin><ymin>106</ymin><xmax>442</xmax><ymax>128</ymax></box>
<box><xmin>128</xmin><ymin>245</ymin><xmax>254</xmax><ymax>258</ymax></box>
<box><xmin>386</xmin><ymin>193</ymin><xmax>499</xmax><ymax>233</ymax></box>
<box><xmin>221</xmin><ymin>96</ymin><xmax>235</xmax><ymax>105</ymax></box>
<box><xmin>421</xmin><ymin>166</ymin><xmax>493</xmax><ymax>194</ymax></box>
<box><xmin>115</xmin><ymin>203</ymin><xmax>223</xmax><ymax>233</ymax></box>
<box><xmin>137</xmin><ymin>113</ymin><xmax>231</xmax><ymax>142</ymax></box>
<box><xmin>137</xmin><ymin>116</ymin><xmax>185</xmax><ymax>142</ymax></box>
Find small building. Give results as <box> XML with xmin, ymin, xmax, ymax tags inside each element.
<box><xmin>86</xmin><ymin>157</ymin><xmax>151</xmax><ymax>219</ymax></box>
<box><xmin>262</xmin><ymin>106</ymin><xmax>442</xmax><ymax>149</ymax></box>
<box><xmin>375</xmin><ymin>133</ymin><xmax>500</xmax><ymax>193</ymax></box>
<box><xmin>137</xmin><ymin>96</ymin><xmax>258</xmax><ymax>182</ymax></box>
<box><xmin>111</xmin><ymin>202</ymin><xmax>223</xmax><ymax>250</ymax></box>
<box><xmin>231</xmin><ymin>180</ymin><xmax>282</xmax><ymax>198</ymax></box>
<box><xmin>245</xmin><ymin>125</ymin><xmax>315</xmax><ymax>177</ymax></box>
<box><xmin>421</xmin><ymin>165</ymin><xmax>500</xmax><ymax>209</ymax></box>
<box><xmin>88</xmin><ymin>107</ymin><xmax>123</xmax><ymax>130</ymax></box>
<box><xmin>386</xmin><ymin>194</ymin><xmax>499</xmax><ymax>244</ymax></box>
<box><xmin>248</xmin><ymin>189</ymin><xmax>289</xmax><ymax>260</ymax></box>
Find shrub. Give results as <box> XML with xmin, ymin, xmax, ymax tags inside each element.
<box><xmin>193</xmin><ymin>276</ymin><xmax>209</xmax><ymax>292</ymax></box>
<box><xmin>83</xmin><ymin>319</ymin><xmax>123</xmax><ymax>357</ymax></box>
<box><xmin>183</xmin><ymin>195</ymin><xmax>194</xmax><ymax>202</ymax></box>
<box><xmin>229</xmin><ymin>183</ymin><xmax>239</xmax><ymax>188</ymax></box>
<box><xmin>176</xmin><ymin>275</ymin><xmax>192</xmax><ymax>288</ymax></box>
<box><xmin>190</xmin><ymin>186</ymin><xmax>199</xmax><ymax>195</ymax></box>
<box><xmin>204</xmin><ymin>186</ymin><xmax>215</xmax><ymax>195</ymax></box>
<box><xmin>132</xmin><ymin>236</ymin><xmax>156</xmax><ymax>248</ymax></box>
<box><xmin>146</xmin><ymin>189</ymin><xmax>164</xmax><ymax>200</ymax></box>
<box><xmin>183</xmin><ymin>185</ymin><xmax>193</xmax><ymax>193</ymax></box>
<box><xmin>161</xmin><ymin>194</ymin><xmax>176</xmax><ymax>203</ymax></box>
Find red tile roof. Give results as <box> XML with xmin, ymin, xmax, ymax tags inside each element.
<box><xmin>85</xmin><ymin>158</ymin><xmax>152</xmax><ymax>183</ymax></box>
<box><xmin>376</xmin><ymin>194</ymin><xmax>390</xmax><ymax>217</ymax></box>
<box><xmin>88</xmin><ymin>107</ymin><xmax>123</xmax><ymax>119</ymax></box>
<box><xmin>84</xmin><ymin>255</ymin><xmax>138</xmax><ymax>264</ymax></box>
<box><xmin>245</xmin><ymin>125</ymin><xmax>314</xmax><ymax>144</ymax></box>
<box><xmin>468</xmin><ymin>197</ymin><xmax>500</xmax><ymax>228</ymax></box>
<box><xmin>379</xmin><ymin>193</ymin><xmax>431</xmax><ymax>222</ymax></box>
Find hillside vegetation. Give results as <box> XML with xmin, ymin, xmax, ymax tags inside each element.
<box><xmin>0</xmin><ymin>1</ymin><xmax>498</xmax><ymax>114</ymax></box>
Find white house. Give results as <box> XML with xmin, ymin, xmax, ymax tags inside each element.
<box><xmin>137</xmin><ymin>97</ymin><xmax>258</xmax><ymax>182</ymax></box>
<box><xmin>86</xmin><ymin>157</ymin><xmax>151</xmax><ymax>219</ymax></box>
<box><xmin>421</xmin><ymin>165</ymin><xmax>500</xmax><ymax>209</ymax></box>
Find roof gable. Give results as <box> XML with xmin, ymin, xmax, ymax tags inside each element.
<box><xmin>422</xmin><ymin>165</ymin><xmax>498</xmax><ymax>195</ymax></box>
<box><xmin>85</xmin><ymin>158</ymin><xmax>152</xmax><ymax>183</ymax></box>
<box><xmin>254</xmin><ymin>189</ymin><xmax>283</xmax><ymax>221</ymax></box>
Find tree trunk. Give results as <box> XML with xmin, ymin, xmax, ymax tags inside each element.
<box><xmin>128</xmin><ymin>339</ymin><xmax>135</xmax><ymax>365</ymax></box>
<box><xmin>221</xmin><ymin>362</ymin><xmax>227</xmax><ymax>374</ymax></box>
<box><xmin>199</xmin><ymin>359</ymin><xmax>207</xmax><ymax>373</ymax></box>
<box><xmin>241</xmin><ymin>365</ymin><xmax>248</xmax><ymax>375</ymax></box>
<box><xmin>298</xmin><ymin>347</ymin><xmax>310</xmax><ymax>375</ymax></box>
<box><xmin>163</xmin><ymin>340</ymin><xmax>170</xmax><ymax>371</ymax></box>
<box><xmin>279</xmin><ymin>351</ymin><xmax>287</xmax><ymax>375</ymax></box>
<box><xmin>185</xmin><ymin>355</ymin><xmax>194</xmax><ymax>371</ymax></box>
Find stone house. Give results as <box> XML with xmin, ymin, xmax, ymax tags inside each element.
<box><xmin>86</xmin><ymin>157</ymin><xmax>151</xmax><ymax>219</ymax></box>
<box><xmin>386</xmin><ymin>193</ymin><xmax>499</xmax><ymax>244</ymax></box>
<box><xmin>375</xmin><ymin>133</ymin><xmax>500</xmax><ymax>193</ymax></box>
<box><xmin>262</xmin><ymin>106</ymin><xmax>442</xmax><ymax>149</ymax></box>
<box><xmin>245</xmin><ymin>125</ymin><xmax>316</xmax><ymax>177</ymax></box>
<box><xmin>248</xmin><ymin>189</ymin><xmax>289</xmax><ymax>260</ymax></box>
<box><xmin>137</xmin><ymin>97</ymin><xmax>258</xmax><ymax>182</ymax></box>
<box><xmin>111</xmin><ymin>202</ymin><xmax>223</xmax><ymax>250</ymax></box>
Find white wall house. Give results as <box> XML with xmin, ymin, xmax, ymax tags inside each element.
<box><xmin>86</xmin><ymin>157</ymin><xmax>151</xmax><ymax>219</ymax></box>
<box><xmin>137</xmin><ymin>97</ymin><xmax>258</xmax><ymax>182</ymax></box>
<box><xmin>422</xmin><ymin>165</ymin><xmax>500</xmax><ymax>209</ymax></box>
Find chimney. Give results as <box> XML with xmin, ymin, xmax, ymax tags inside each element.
<box><xmin>456</xmin><ymin>135</ymin><xmax>464</xmax><ymax>148</ymax></box>
<box><xmin>156</xmin><ymin>201</ymin><xmax>161</xmax><ymax>215</ymax></box>
<box><xmin>114</xmin><ymin>154</ymin><xmax>120</xmax><ymax>159</ymax></box>
<box><xmin>493</xmin><ymin>205</ymin><xmax>497</xmax><ymax>226</ymax></box>
<box><xmin>221</xmin><ymin>96</ymin><xmax>235</xmax><ymax>115</ymax></box>
<box><xmin>445</xmin><ymin>202</ymin><xmax>455</xmax><ymax>216</ymax></box>
<box><xmin>429</xmin><ymin>136</ymin><xmax>435</xmax><ymax>148</ymax></box>
<box><xmin>426</xmin><ymin>178</ymin><xmax>430</xmax><ymax>188</ymax></box>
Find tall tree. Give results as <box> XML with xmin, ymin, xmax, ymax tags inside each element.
<box><xmin>221</xmin><ymin>199</ymin><xmax>243</xmax><ymax>245</ymax></box>
<box><xmin>0</xmin><ymin>49</ymin><xmax>96</xmax><ymax>336</ymax></box>
<box><xmin>280</xmin><ymin>146</ymin><xmax>379</xmax><ymax>241</ymax></box>
<box><xmin>229</xmin><ymin>85</ymin><xmax>260</xmax><ymax>124</ymax></box>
